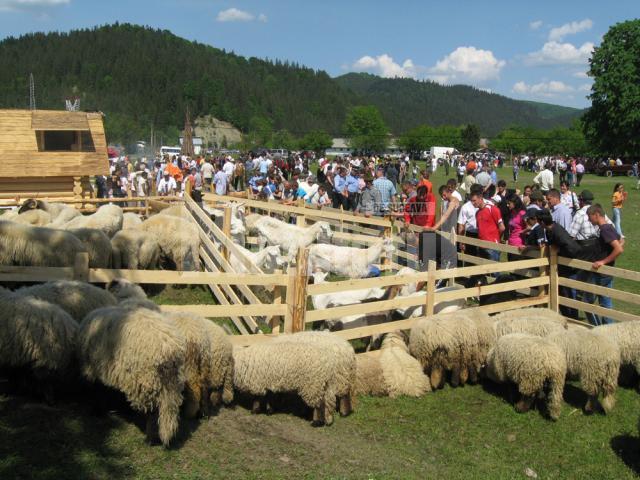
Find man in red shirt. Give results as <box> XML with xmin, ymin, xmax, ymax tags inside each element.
<box><xmin>470</xmin><ymin>191</ymin><xmax>505</xmax><ymax>262</ymax></box>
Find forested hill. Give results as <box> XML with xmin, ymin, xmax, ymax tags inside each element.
<box><xmin>335</xmin><ymin>73</ymin><xmax>584</xmax><ymax>135</ymax></box>
<box><xmin>0</xmin><ymin>24</ymin><xmax>583</xmax><ymax>143</ymax></box>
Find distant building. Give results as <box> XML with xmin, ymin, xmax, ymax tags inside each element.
<box><xmin>179</xmin><ymin>136</ymin><xmax>204</xmax><ymax>155</ymax></box>
<box><xmin>326</xmin><ymin>137</ymin><xmax>402</xmax><ymax>157</ymax></box>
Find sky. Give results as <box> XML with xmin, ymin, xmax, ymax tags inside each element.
<box><xmin>0</xmin><ymin>0</ymin><xmax>637</xmax><ymax>109</ymax></box>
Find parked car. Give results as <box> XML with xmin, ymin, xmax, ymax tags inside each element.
<box><xmin>270</xmin><ymin>148</ymin><xmax>288</xmax><ymax>159</ymax></box>
<box><xmin>595</xmin><ymin>162</ymin><xmax>634</xmax><ymax>177</ymax></box>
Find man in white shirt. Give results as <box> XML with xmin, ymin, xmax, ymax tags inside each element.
<box><xmin>213</xmin><ymin>164</ymin><xmax>228</xmax><ymax>196</ymax></box>
<box><xmin>201</xmin><ymin>160</ymin><xmax>214</xmax><ymax>191</ymax></box>
<box><xmin>303</xmin><ymin>175</ymin><xmax>319</xmax><ymax>201</ymax></box>
<box><xmin>157</xmin><ymin>172</ymin><xmax>177</xmax><ymax>196</ymax></box>
<box><xmin>223</xmin><ymin>157</ymin><xmax>235</xmax><ymax>181</ymax></box>
<box><xmin>533</xmin><ymin>165</ymin><xmax>554</xmax><ymax>193</ymax></box>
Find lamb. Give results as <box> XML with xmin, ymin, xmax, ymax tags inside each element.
<box><xmin>548</xmin><ymin>328</ymin><xmax>619</xmax><ymax>414</ymax></box>
<box><xmin>140</xmin><ymin>215</ymin><xmax>201</xmax><ymax>271</ymax></box>
<box><xmin>394</xmin><ymin>285</ymin><xmax>466</xmax><ymax>319</ymax></box>
<box><xmin>485</xmin><ymin>333</ymin><xmax>566</xmax><ymax>420</ymax></box>
<box><xmin>230</xmin><ymin>244</ymin><xmax>284</xmax><ymax>273</ymax></box>
<box><xmin>122</xmin><ymin>212</ymin><xmax>143</xmax><ymax>230</ymax></box>
<box><xmin>111</xmin><ymin>229</ymin><xmax>161</xmax><ymax>270</ymax></box>
<box><xmin>1</xmin><ymin>208</ymin><xmax>52</xmax><ymax>226</ymax></box>
<box><xmin>272</xmin><ymin>331</ymin><xmax>356</xmax><ymax>417</ymax></box>
<box><xmin>308</xmin><ymin>238</ymin><xmax>395</xmax><ymax>278</ymax></box>
<box><xmin>202</xmin><ymin>203</ymin><xmax>246</xmax><ymax>243</ymax></box>
<box><xmin>77</xmin><ymin>305</ymin><xmax>186</xmax><ymax>446</ymax></box>
<box><xmin>593</xmin><ymin>321</ymin><xmax>640</xmax><ymax>389</ymax></box>
<box><xmin>18</xmin><ymin>199</ymin><xmax>81</xmax><ymax>226</ymax></box>
<box><xmin>355</xmin><ymin>331</ymin><xmax>431</xmax><ymax>398</ymax></box>
<box><xmin>254</xmin><ymin>216</ymin><xmax>333</xmax><ymax>260</ymax></box>
<box><xmin>310</xmin><ymin>271</ymin><xmax>386</xmax><ymax>311</ymax></box>
<box><xmin>166</xmin><ymin>312</ymin><xmax>234</xmax><ymax>417</ymax></box>
<box><xmin>0</xmin><ymin>287</ymin><xmax>78</xmax><ymax>402</ymax></box>
<box><xmin>0</xmin><ymin>220</ymin><xmax>88</xmax><ymax>267</ymax></box>
<box><xmin>409</xmin><ymin>312</ymin><xmax>480</xmax><ymax>389</ymax></box>
<box><xmin>15</xmin><ymin>280</ymin><xmax>117</xmax><ymax>323</ymax></box>
<box><xmin>62</xmin><ymin>204</ymin><xmax>124</xmax><ymax>238</ymax></box>
<box><xmin>233</xmin><ymin>340</ymin><xmax>341</xmax><ymax>426</ymax></box>
<box><xmin>493</xmin><ymin>308</ymin><xmax>568</xmax><ymax>338</ymax></box>
<box><xmin>68</xmin><ymin>228</ymin><xmax>113</xmax><ymax>268</ymax></box>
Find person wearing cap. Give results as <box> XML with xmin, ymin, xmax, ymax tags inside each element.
<box><xmin>569</xmin><ymin>190</ymin><xmax>612</xmax><ymax>244</ymax></box>
<box><xmin>302</xmin><ymin>175</ymin><xmax>320</xmax><ymax>203</ymax></box>
<box><xmin>213</xmin><ymin>163</ymin><xmax>228</xmax><ymax>196</ymax></box>
<box><xmin>355</xmin><ymin>173</ymin><xmax>382</xmax><ymax>217</ymax></box>
<box><xmin>157</xmin><ymin>170</ymin><xmax>177</xmax><ymax>196</ymax></box>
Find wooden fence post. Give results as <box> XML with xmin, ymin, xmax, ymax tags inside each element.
<box><xmin>222</xmin><ymin>206</ymin><xmax>232</xmax><ymax>262</ymax></box>
<box><xmin>425</xmin><ymin>260</ymin><xmax>437</xmax><ymax>316</ymax></box>
<box><xmin>292</xmin><ymin>248</ymin><xmax>309</xmax><ymax>333</ymax></box>
<box><xmin>73</xmin><ymin>252</ymin><xmax>90</xmax><ymax>282</ymax></box>
<box><xmin>549</xmin><ymin>245</ymin><xmax>559</xmax><ymax>312</ymax></box>
<box><xmin>538</xmin><ymin>245</ymin><xmax>548</xmax><ymax>299</ymax></box>
<box><xmin>284</xmin><ymin>268</ymin><xmax>297</xmax><ymax>334</ymax></box>
<box><xmin>270</xmin><ymin>269</ymin><xmax>283</xmax><ymax>334</ymax></box>
<box><xmin>296</xmin><ymin>199</ymin><xmax>306</xmax><ymax>227</ymax></box>
<box><xmin>383</xmin><ymin>217</ymin><xmax>392</xmax><ymax>266</ymax></box>
<box><xmin>339</xmin><ymin>205</ymin><xmax>344</xmax><ymax>234</ymax></box>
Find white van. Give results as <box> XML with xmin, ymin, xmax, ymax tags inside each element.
<box><xmin>160</xmin><ymin>146</ymin><xmax>181</xmax><ymax>157</ymax></box>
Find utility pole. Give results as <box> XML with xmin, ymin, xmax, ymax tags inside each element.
<box><xmin>29</xmin><ymin>73</ymin><xmax>36</xmax><ymax>110</ymax></box>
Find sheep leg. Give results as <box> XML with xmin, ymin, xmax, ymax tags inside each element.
<box><xmin>515</xmin><ymin>394</ymin><xmax>535</xmax><ymax>413</ymax></box>
<box><xmin>468</xmin><ymin>365</ymin><xmax>479</xmax><ymax>385</ymax></box>
<box><xmin>339</xmin><ymin>395</ymin><xmax>353</xmax><ymax>417</ymax></box>
<box><xmin>323</xmin><ymin>400</ymin><xmax>334</xmax><ymax>427</ymax></box>
<box><xmin>209</xmin><ymin>388</ymin><xmax>222</xmax><ymax>409</ymax></box>
<box><xmin>459</xmin><ymin>365</ymin><xmax>469</xmax><ymax>386</ymax></box>
<box><xmin>450</xmin><ymin>366</ymin><xmax>461</xmax><ymax>388</ymax></box>
<box><xmin>182</xmin><ymin>386</ymin><xmax>200</xmax><ymax>419</ymax></box>
<box><xmin>430</xmin><ymin>366</ymin><xmax>445</xmax><ymax>390</ymax></box>
<box><xmin>251</xmin><ymin>397</ymin><xmax>263</xmax><ymax>414</ymax></box>
<box><xmin>312</xmin><ymin>407</ymin><xmax>324</xmax><ymax>426</ymax></box>
<box><xmin>145</xmin><ymin>411</ymin><xmax>161</xmax><ymax>445</ymax></box>
<box><xmin>584</xmin><ymin>395</ymin><xmax>599</xmax><ymax>415</ymax></box>
<box><xmin>265</xmin><ymin>392</ymin><xmax>275</xmax><ymax>415</ymax></box>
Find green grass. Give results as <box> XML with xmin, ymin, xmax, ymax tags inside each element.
<box><xmin>2</xmin><ymin>168</ymin><xmax>640</xmax><ymax>479</ymax></box>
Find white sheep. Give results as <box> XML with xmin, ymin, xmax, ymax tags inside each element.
<box><xmin>62</xmin><ymin>204</ymin><xmax>124</xmax><ymax>238</ymax></box>
<box><xmin>548</xmin><ymin>328</ymin><xmax>620</xmax><ymax>414</ymax></box>
<box><xmin>0</xmin><ymin>287</ymin><xmax>78</xmax><ymax>403</ymax></box>
<box><xmin>202</xmin><ymin>203</ymin><xmax>246</xmax><ymax>243</ymax></box>
<box><xmin>15</xmin><ymin>280</ymin><xmax>117</xmax><ymax>323</ymax></box>
<box><xmin>230</xmin><ymin>244</ymin><xmax>284</xmax><ymax>273</ymax></box>
<box><xmin>68</xmin><ymin>228</ymin><xmax>113</xmax><ymax>268</ymax></box>
<box><xmin>310</xmin><ymin>271</ymin><xmax>386</xmax><ymax>311</ymax></box>
<box><xmin>140</xmin><ymin>215</ymin><xmax>201</xmax><ymax>271</ymax></box>
<box><xmin>18</xmin><ymin>199</ymin><xmax>81</xmax><ymax>226</ymax></box>
<box><xmin>272</xmin><ymin>331</ymin><xmax>356</xmax><ymax>417</ymax></box>
<box><xmin>122</xmin><ymin>212</ymin><xmax>143</xmax><ymax>230</ymax></box>
<box><xmin>0</xmin><ymin>221</ymin><xmax>87</xmax><ymax>267</ymax></box>
<box><xmin>486</xmin><ymin>333</ymin><xmax>566</xmax><ymax>420</ymax></box>
<box><xmin>254</xmin><ymin>216</ymin><xmax>333</xmax><ymax>260</ymax></box>
<box><xmin>355</xmin><ymin>331</ymin><xmax>431</xmax><ymax>398</ymax></box>
<box><xmin>77</xmin><ymin>305</ymin><xmax>186</xmax><ymax>446</ymax></box>
<box><xmin>494</xmin><ymin>308</ymin><xmax>568</xmax><ymax>338</ymax></box>
<box><xmin>166</xmin><ymin>312</ymin><xmax>234</xmax><ymax>418</ymax></box>
<box><xmin>593</xmin><ymin>321</ymin><xmax>640</xmax><ymax>389</ymax></box>
<box><xmin>2</xmin><ymin>208</ymin><xmax>52</xmax><ymax>226</ymax></box>
<box><xmin>111</xmin><ymin>229</ymin><xmax>161</xmax><ymax>270</ymax></box>
<box><xmin>308</xmin><ymin>238</ymin><xmax>395</xmax><ymax>278</ymax></box>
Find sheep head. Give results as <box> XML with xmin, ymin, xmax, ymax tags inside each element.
<box><xmin>316</xmin><ymin>222</ymin><xmax>333</xmax><ymax>240</ymax></box>
<box><xmin>382</xmin><ymin>238</ymin><xmax>396</xmax><ymax>255</ymax></box>
<box><xmin>18</xmin><ymin>198</ymin><xmax>42</xmax><ymax>214</ymax></box>
<box><xmin>311</xmin><ymin>271</ymin><xmax>329</xmax><ymax>284</ymax></box>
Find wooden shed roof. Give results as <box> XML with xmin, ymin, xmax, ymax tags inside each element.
<box><xmin>0</xmin><ymin>109</ymin><xmax>109</xmax><ymax>177</ymax></box>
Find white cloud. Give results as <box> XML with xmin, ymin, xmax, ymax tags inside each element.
<box><xmin>429</xmin><ymin>46</ymin><xmax>506</xmax><ymax>83</ymax></box>
<box><xmin>512</xmin><ymin>80</ymin><xmax>575</xmax><ymax>97</ymax></box>
<box><xmin>529</xmin><ymin>20</ymin><xmax>543</xmax><ymax>31</ymax></box>
<box><xmin>0</xmin><ymin>0</ymin><xmax>69</xmax><ymax>11</ymax></box>
<box><xmin>216</xmin><ymin>7</ymin><xmax>267</xmax><ymax>23</ymax></box>
<box><xmin>578</xmin><ymin>83</ymin><xmax>591</xmax><ymax>92</ymax></box>
<box><xmin>548</xmin><ymin>19</ymin><xmax>593</xmax><ymax>42</ymax></box>
<box><xmin>524</xmin><ymin>41</ymin><xmax>594</xmax><ymax>66</ymax></box>
<box><xmin>352</xmin><ymin>54</ymin><xmax>418</xmax><ymax>78</ymax></box>
<box><xmin>572</xmin><ymin>71</ymin><xmax>588</xmax><ymax>78</ymax></box>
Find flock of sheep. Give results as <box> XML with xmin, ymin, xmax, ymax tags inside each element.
<box><xmin>1</xmin><ymin>199</ymin><xmax>640</xmax><ymax>449</ymax></box>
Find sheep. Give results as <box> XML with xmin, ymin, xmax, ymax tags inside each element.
<box><xmin>310</xmin><ymin>271</ymin><xmax>386</xmax><ymax>311</ymax></box>
<box><xmin>493</xmin><ymin>308</ymin><xmax>568</xmax><ymax>338</ymax></box>
<box><xmin>308</xmin><ymin>238</ymin><xmax>395</xmax><ymax>278</ymax></box>
<box><xmin>272</xmin><ymin>331</ymin><xmax>356</xmax><ymax>417</ymax></box>
<box><xmin>1</xmin><ymin>208</ymin><xmax>52</xmax><ymax>226</ymax></box>
<box><xmin>244</xmin><ymin>213</ymin><xmax>262</xmax><ymax>234</ymax></box>
<box><xmin>68</xmin><ymin>228</ymin><xmax>113</xmax><ymax>268</ymax></box>
<box><xmin>0</xmin><ymin>287</ymin><xmax>78</xmax><ymax>402</ymax></box>
<box><xmin>230</xmin><ymin>244</ymin><xmax>284</xmax><ymax>273</ymax></box>
<box><xmin>166</xmin><ymin>312</ymin><xmax>234</xmax><ymax>418</ymax></box>
<box><xmin>409</xmin><ymin>312</ymin><xmax>480</xmax><ymax>389</ymax></box>
<box><xmin>254</xmin><ymin>216</ymin><xmax>333</xmax><ymax>260</ymax></box>
<box><xmin>140</xmin><ymin>215</ymin><xmax>201</xmax><ymax>271</ymax></box>
<box><xmin>485</xmin><ymin>333</ymin><xmax>566</xmax><ymax>420</ymax></box>
<box><xmin>202</xmin><ymin>203</ymin><xmax>246</xmax><ymax>243</ymax></box>
<box><xmin>233</xmin><ymin>340</ymin><xmax>340</xmax><ymax>426</ymax></box>
<box><xmin>122</xmin><ymin>212</ymin><xmax>143</xmax><ymax>230</ymax></box>
<box><xmin>62</xmin><ymin>204</ymin><xmax>124</xmax><ymax>238</ymax></box>
<box><xmin>111</xmin><ymin>229</ymin><xmax>161</xmax><ymax>270</ymax></box>
<box><xmin>18</xmin><ymin>199</ymin><xmax>81</xmax><ymax>226</ymax></box>
<box><xmin>77</xmin><ymin>305</ymin><xmax>186</xmax><ymax>446</ymax></box>
<box><xmin>105</xmin><ymin>279</ymin><xmax>159</xmax><ymax>311</ymax></box>
<box><xmin>593</xmin><ymin>321</ymin><xmax>640</xmax><ymax>389</ymax></box>
<box><xmin>14</xmin><ymin>280</ymin><xmax>117</xmax><ymax>323</ymax></box>
<box><xmin>0</xmin><ymin>220</ymin><xmax>88</xmax><ymax>267</ymax></box>
<box><xmin>548</xmin><ymin>328</ymin><xmax>620</xmax><ymax>414</ymax></box>
<box><xmin>355</xmin><ymin>331</ymin><xmax>431</xmax><ymax>398</ymax></box>
<box><xmin>394</xmin><ymin>285</ymin><xmax>466</xmax><ymax>319</ymax></box>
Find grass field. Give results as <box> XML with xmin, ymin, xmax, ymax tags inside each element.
<box><xmin>1</xmin><ymin>168</ymin><xmax>640</xmax><ymax>479</ymax></box>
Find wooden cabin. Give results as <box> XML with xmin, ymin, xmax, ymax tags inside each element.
<box><xmin>0</xmin><ymin>109</ymin><xmax>109</xmax><ymax>202</ymax></box>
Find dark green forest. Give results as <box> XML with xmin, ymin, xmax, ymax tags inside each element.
<box><xmin>0</xmin><ymin>24</ymin><xmax>583</xmax><ymax>145</ymax></box>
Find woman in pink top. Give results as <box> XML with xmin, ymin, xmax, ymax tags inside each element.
<box><xmin>506</xmin><ymin>194</ymin><xmax>527</xmax><ymax>259</ymax></box>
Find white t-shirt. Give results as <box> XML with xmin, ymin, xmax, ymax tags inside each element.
<box><xmin>223</xmin><ymin>161</ymin><xmax>235</xmax><ymax>179</ymax></box>
<box><xmin>158</xmin><ymin>177</ymin><xmax>177</xmax><ymax>195</ymax></box>
<box><xmin>201</xmin><ymin>162</ymin><xmax>214</xmax><ymax>179</ymax></box>
<box><xmin>457</xmin><ymin>201</ymin><xmax>478</xmax><ymax>233</ymax></box>
<box><xmin>136</xmin><ymin>175</ymin><xmax>148</xmax><ymax>197</ymax></box>
<box><xmin>451</xmin><ymin>190</ymin><xmax>463</xmax><ymax>202</ymax></box>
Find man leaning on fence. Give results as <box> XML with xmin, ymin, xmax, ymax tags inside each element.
<box><xmin>470</xmin><ymin>190</ymin><xmax>504</xmax><ymax>262</ymax></box>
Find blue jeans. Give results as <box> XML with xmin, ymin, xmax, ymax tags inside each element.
<box><xmin>483</xmin><ymin>249</ymin><xmax>501</xmax><ymax>262</ymax></box>
<box><xmin>612</xmin><ymin>208</ymin><xmax>622</xmax><ymax>236</ymax></box>
<box><xmin>581</xmin><ymin>272</ymin><xmax>614</xmax><ymax>325</ymax></box>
